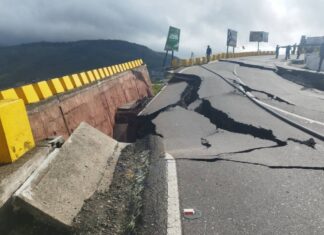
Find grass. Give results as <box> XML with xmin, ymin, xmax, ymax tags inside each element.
<box><xmin>152</xmin><ymin>83</ymin><xmax>164</xmax><ymax>96</ymax></box>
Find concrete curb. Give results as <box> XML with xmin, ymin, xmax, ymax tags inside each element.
<box><xmin>0</xmin><ymin>146</ymin><xmax>52</xmax><ymax>209</ymax></box>
<box><xmin>222</xmin><ymin>58</ymin><xmax>324</xmax><ymax>86</ymax></box>
<box><xmin>276</xmin><ymin>64</ymin><xmax>324</xmax><ymax>76</ymax></box>
<box><xmin>13</xmin><ymin>122</ymin><xmax>120</xmax><ymax>228</ymax></box>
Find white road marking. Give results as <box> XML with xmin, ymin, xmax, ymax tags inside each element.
<box><xmin>138</xmin><ymin>85</ymin><xmax>167</xmax><ymax>116</ymax></box>
<box><xmin>178</xmin><ymin>67</ymin><xmax>191</xmax><ymax>73</ymax></box>
<box><xmin>141</xmin><ymin>66</ymin><xmax>193</xmax><ymax>234</ymax></box>
<box><xmin>139</xmin><ymin>67</ymin><xmax>192</xmax><ymax>116</ymax></box>
<box><xmin>255</xmin><ymin>99</ymin><xmax>324</xmax><ymax>127</ymax></box>
<box><xmin>165</xmin><ymin>66</ymin><xmax>194</xmax><ymax>235</ymax></box>
<box><xmin>232</xmin><ymin>64</ymin><xmax>324</xmax><ymax>127</ymax></box>
<box><xmin>166</xmin><ymin>153</ymin><xmax>182</xmax><ymax>235</ymax></box>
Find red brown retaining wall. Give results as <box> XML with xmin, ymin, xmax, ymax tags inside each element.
<box><xmin>27</xmin><ymin>65</ymin><xmax>152</xmax><ymax>142</ymax></box>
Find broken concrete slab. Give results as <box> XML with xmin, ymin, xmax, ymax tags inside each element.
<box><xmin>0</xmin><ymin>145</ymin><xmax>52</xmax><ymax>208</ymax></box>
<box><xmin>13</xmin><ymin>122</ymin><xmax>118</xmax><ymax>228</ymax></box>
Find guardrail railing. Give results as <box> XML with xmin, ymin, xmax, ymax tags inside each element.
<box><xmin>0</xmin><ymin>59</ymin><xmax>144</xmax><ymax>105</ymax></box>
<box><xmin>0</xmin><ymin>58</ymin><xmax>144</xmax><ymax>164</ymax></box>
<box><xmin>171</xmin><ymin>51</ymin><xmax>275</xmax><ymax>68</ymax></box>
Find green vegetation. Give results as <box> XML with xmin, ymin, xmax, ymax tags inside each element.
<box><xmin>152</xmin><ymin>83</ymin><xmax>164</xmax><ymax>96</ymax></box>
<box><xmin>0</xmin><ymin>40</ymin><xmax>173</xmax><ymax>90</ymax></box>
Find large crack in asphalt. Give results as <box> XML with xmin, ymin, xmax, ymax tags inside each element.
<box><xmin>234</xmin><ymin>81</ymin><xmax>294</xmax><ymax>106</ymax></box>
<box><xmin>194</xmin><ymin>99</ymin><xmax>287</xmax><ymax>147</ymax></box>
<box><xmin>180</xmin><ymin>157</ymin><xmax>324</xmax><ymax>171</ymax></box>
<box><xmin>136</xmin><ymin>72</ymin><xmax>316</xmax><ymax>152</ymax></box>
<box><xmin>136</xmin><ymin>73</ymin><xmax>201</xmax><ymax>139</ymax></box>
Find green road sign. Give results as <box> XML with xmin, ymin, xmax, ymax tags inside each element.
<box><xmin>164</xmin><ymin>26</ymin><xmax>180</xmax><ymax>51</ymax></box>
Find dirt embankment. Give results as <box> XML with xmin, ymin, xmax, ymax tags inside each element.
<box><xmin>72</xmin><ymin>136</ymin><xmax>167</xmax><ymax>235</ymax></box>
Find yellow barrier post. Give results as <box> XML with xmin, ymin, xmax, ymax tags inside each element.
<box><xmin>86</xmin><ymin>71</ymin><xmax>96</xmax><ymax>82</ymax></box>
<box><xmin>92</xmin><ymin>70</ymin><xmax>101</xmax><ymax>80</ymax></box>
<box><xmin>114</xmin><ymin>65</ymin><xmax>120</xmax><ymax>73</ymax></box>
<box><xmin>98</xmin><ymin>68</ymin><xmax>106</xmax><ymax>79</ymax></box>
<box><xmin>79</xmin><ymin>72</ymin><xmax>90</xmax><ymax>85</ymax></box>
<box><xmin>71</xmin><ymin>74</ymin><xmax>83</xmax><ymax>88</ymax></box>
<box><xmin>59</xmin><ymin>76</ymin><xmax>75</xmax><ymax>91</ymax></box>
<box><xmin>0</xmin><ymin>99</ymin><xmax>35</xmax><ymax>164</ymax></box>
<box><xmin>48</xmin><ymin>78</ymin><xmax>65</xmax><ymax>94</ymax></box>
<box><xmin>15</xmin><ymin>85</ymin><xmax>40</xmax><ymax>104</ymax></box>
<box><xmin>108</xmin><ymin>67</ymin><xmax>114</xmax><ymax>75</ymax></box>
<box><xmin>112</xmin><ymin>66</ymin><xmax>118</xmax><ymax>74</ymax></box>
<box><xmin>103</xmin><ymin>67</ymin><xmax>110</xmax><ymax>76</ymax></box>
<box><xmin>127</xmin><ymin>62</ymin><xmax>133</xmax><ymax>69</ymax></box>
<box><xmin>172</xmin><ymin>59</ymin><xmax>179</xmax><ymax>68</ymax></box>
<box><xmin>33</xmin><ymin>81</ymin><xmax>53</xmax><ymax>100</ymax></box>
<box><xmin>0</xmin><ymin>89</ymin><xmax>19</xmax><ymax>100</ymax></box>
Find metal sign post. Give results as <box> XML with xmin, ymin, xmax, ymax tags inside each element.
<box><xmin>227</xmin><ymin>29</ymin><xmax>238</xmax><ymax>58</ymax></box>
<box><xmin>163</xmin><ymin>26</ymin><xmax>181</xmax><ymax>67</ymax></box>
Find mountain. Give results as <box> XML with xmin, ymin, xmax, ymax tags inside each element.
<box><xmin>0</xmin><ymin>40</ymin><xmax>172</xmax><ymax>90</ymax></box>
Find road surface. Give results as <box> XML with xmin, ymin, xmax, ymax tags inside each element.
<box><xmin>142</xmin><ymin>57</ymin><xmax>324</xmax><ymax>234</ymax></box>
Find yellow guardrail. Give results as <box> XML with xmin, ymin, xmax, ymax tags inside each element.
<box><xmin>0</xmin><ymin>99</ymin><xmax>35</xmax><ymax>164</ymax></box>
<box><xmin>0</xmin><ymin>58</ymin><xmax>144</xmax><ymax>164</ymax></box>
<box><xmin>0</xmin><ymin>59</ymin><xmax>144</xmax><ymax>105</ymax></box>
<box><xmin>172</xmin><ymin>51</ymin><xmax>275</xmax><ymax>68</ymax></box>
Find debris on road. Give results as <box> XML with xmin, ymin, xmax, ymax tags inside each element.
<box><xmin>183</xmin><ymin>209</ymin><xmax>202</xmax><ymax>220</ymax></box>
<box><xmin>201</xmin><ymin>138</ymin><xmax>211</xmax><ymax>148</ymax></box>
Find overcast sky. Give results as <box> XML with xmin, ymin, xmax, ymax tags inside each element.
<box><xmin>0</xmin><ymin>0</ymin><xmax>323</xmax><ymax>57</ymax></box>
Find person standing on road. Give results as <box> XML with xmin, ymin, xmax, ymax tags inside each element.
<box><xmin>285</xmin><ymin>45</ymin><xmax>291</xmax><ymax>60</ymax></box>
<box><xmin>317</xmin><ymin>43</ymin><xmax>324</xmax><ymax>72</ymax></box>
<box><xmin>275</xmin><ymin>45</ymin><xmax>280</xmax><ymax>59</ymax></box>
<box><xmin>297</xmin><ymin>45</ymin><xmax>301</xmax><ymax>59</ymax></box>
<box><xmin>206</xmin><ymin>45</ymin><xmax>212</xmax><ymax>63</ymax></box>
<box><xmin>292</xmin><ymin>43</ymin><xmax>297</xmax><ymax>55</ymax></box>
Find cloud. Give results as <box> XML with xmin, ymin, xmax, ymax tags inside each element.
<box><xmin>0</xmin><ymin>0</ymin><xmax>323</xmax><ymax>57</ymax></box>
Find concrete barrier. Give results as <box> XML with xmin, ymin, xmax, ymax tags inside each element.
<box><xmin>0</xmin><ymin>146</ymin><xmax>51</xmax><ymax>208</ymax></box>
<box><xmin>13</xmin><ymin>122</ymin><xmax>119</xmax><ymax>228</ymax></box>
<box><xmin>28</xmin><ymin>65</ymin><xmax>152</xmax><ymax>142</ymax></box>
<box><xmin>0</xmin><ymin>59</ymin><xmax>147</xmax><ymax>165</ymax></box>
<box><xmin>171</xmin><ymin>51</ymin><xmax>275</xmax><ymax>69</ymax></box>
<box><xmin>0</xmin><ymin>89</ymin><xmax>19</xmax><ymax>100</ymax></box>
<box><xmin>48</xmin><ymin>78</ymin><xmax>65</xmax><ymax>95</ymax></box>
<box><xmin>0</xmin><ymin>99</ymin><xmax>35</xmax><ymax>163</ymax></box>
<box><xmin>15</xmin><ymin>85</ymin><xmax>40</xmax><ymax>104</ymax></box>
<box><xmin>71</xmin><ymin>74</ymin><xmax>83</xmax><ymax>88</ymax></box>
<box><xmin>33</xmin><ymin>81</ymin><xmax>53</xmax><ymax>100</ymax></box>
<box><xmin>60</xmin><ymin>75</ymin><xmax>75</xmax><ymax>91</ymax></box>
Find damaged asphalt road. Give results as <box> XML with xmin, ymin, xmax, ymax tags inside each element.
<box><xmin>234</xmin><ymin>81</ymin><xmax>294</xmax><ymax>105</ymax></box>
<box><xmin>138</xmin><ymin>61</ymin><xmax>324</xmax><ymax>234</ymax></box>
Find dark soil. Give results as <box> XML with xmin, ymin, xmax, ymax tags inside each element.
<box><xmin>1</xmin><ymin>136</ymin><xmax>166</xmax><ymax>235</ymax></box>
<box><xmin>72</xmin><ymin>138</ymin><xmax>151</xmax><ymax>235</ymax></box>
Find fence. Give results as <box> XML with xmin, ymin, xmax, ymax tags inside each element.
<box><xmin>171</xmin><ymin>51</ymin><xmax>275</xmax><ymax>68</ymax></box>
